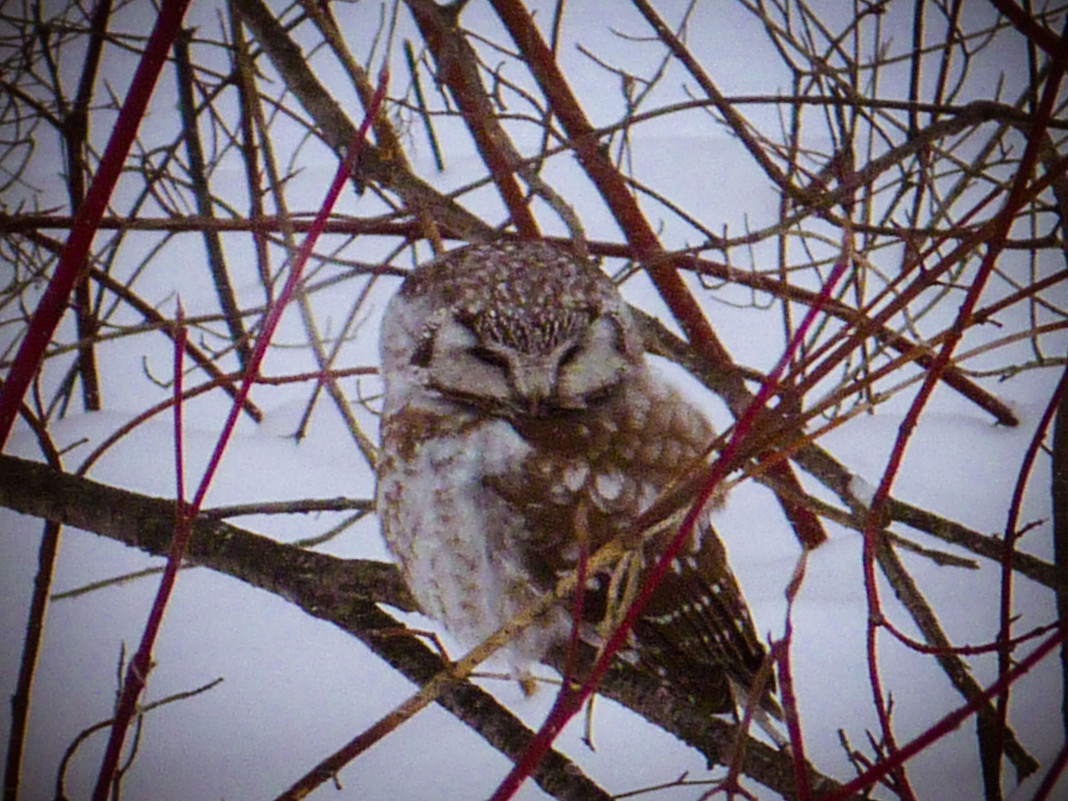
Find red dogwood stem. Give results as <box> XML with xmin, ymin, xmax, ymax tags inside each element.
<box><xmin>0</xmin><ymin>0</ymin><xmax>192</xmax><ymax>449</ymax></box>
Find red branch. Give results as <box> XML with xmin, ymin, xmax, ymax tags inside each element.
<box><xmin>815</xmin><ymin>626</ymin><xmax>1066</xmax><ymax>801</ymax></box>
<box><xmin>856</xmin><ymin>21</ymin><xmax>1068</xmax><ymax>801</ymax></box>
<box><xmin>88</xmin><ymin>68</ymin><xmax>389</xmax><ymax>801</ymax></box>
<box><xmin>0</xmin><ymin>0</ymin><xmax>193</xmax><ymax>449</ymax></box>
<box><xmin>994</xmin><ymin>361</ymin><xmax>1068</xmax><ymax>781</ymax></box>
<box><xmin>1031</xmin><ymin>740</ymin><xmax>1068</xmax><ymax>801</ymax></box>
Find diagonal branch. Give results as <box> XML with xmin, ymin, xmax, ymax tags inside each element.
<box><xmin>231</xmin><ymin>0</ymin><xmax>493</xmax><ymax>241</ymax></box>
<box><xmin>405</xmin><ymin>0</ymin><xmax>539</xmax><ymax>238</ymax></box>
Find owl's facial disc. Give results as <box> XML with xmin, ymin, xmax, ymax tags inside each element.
<box><xmin>420</xmin><ymin>309</ymin><xmax>636</xmax><ymax>417</ymax></box>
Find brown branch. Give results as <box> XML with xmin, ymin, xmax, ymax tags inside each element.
<box><xmin>0</xmin><ymin>455</ymin><xmax>412</xmax><ymax>611</ymax></box>
<box><xmin>891</xmin><ymin>500</ymin><xmax>1064</xmax><ymax>592</ymax></box>
<box><xmin>2</xmin><ymin>520</ymin><xmax>61</xmax><ymax>801</ymax></box>
<box><xmin>12</xmin><ymin>228</ymin><xmax>263</xmax><ymax>422</ymax></box>
<box><xmin>0</xmin><ymin>454</ymin><xmax>853</xmax><ymax>800</ymax></box>
<box><xmin>173</xmin><ymin>28</ymin><xmax>253</xmax><ymax>369</ymax></box>
<box><xmin>0</xmin><ymin>213</ymin><xmax>447</xmax><ymax>237</ymax></box>
<box><xmin>405</xmin><ymin>0</ymin><xmax>540</xmax><ymax>238</ymax></box>
<box><xmin>231</xmin><ymin>0</ymin><xmax>494</xmax><ymax>241</ymax></box>
<box><xmin>60</xmin><ymin>0</ymin><xmax>113</xmax><ymax>414</ymax></box>
<box><xmin>228</xmin><ymin>0</ymin><xmax>274</xmax><ymax>301</ymax></box>
<box><xmin>655</xmin><ymin>250</ymin><xmax>1019</xmax><ymax>427</ymax></box>
<box><xmin>630</xmin><ymin>0</ymin><xmax>810</xmax><ymax>209</ymax></box>
<box><xmin>297</xmin><ymin>0</ymin><xmax>408</xmax><ymax>172</ymax></box>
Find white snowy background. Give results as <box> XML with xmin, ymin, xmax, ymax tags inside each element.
<box><xmin>1</xmin><ymin>1</ymin><xmax>1065</xmax><ymax>800</ymax></box>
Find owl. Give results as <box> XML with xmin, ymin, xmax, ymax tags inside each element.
<box><xmin>377</xmin><ymin>240</ymin><xmax>770</xmax><ymax>715</ymax></box>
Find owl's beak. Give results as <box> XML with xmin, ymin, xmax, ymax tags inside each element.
<box><xmin>511</xmin><ymin>360</ymin><xmax>556</xmax><ymax>416</ymax></box>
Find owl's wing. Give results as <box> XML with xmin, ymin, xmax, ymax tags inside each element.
<box><xmin>632</xmin><ymin>518</ymin><xmax>771</xmax><ymax>715</ymax></box>
<box><xmin>492</xmin><ymin>434</ymin><xmax>771</xmax><ymax>715</ymax></box>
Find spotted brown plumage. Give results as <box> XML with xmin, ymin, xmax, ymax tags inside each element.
<box><xmin>377</xmin><ymin>240</ymin><xmax>771</xmax><ymax>715</ymax></box>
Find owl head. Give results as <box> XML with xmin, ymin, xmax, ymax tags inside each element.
<box><xmin>380</xmin><ymin>241</ymin><xmax>645</xmax><ymax>418</ymax></box>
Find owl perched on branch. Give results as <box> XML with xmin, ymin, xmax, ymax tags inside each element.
<box><xmin>377</xmin><ymin>240</ymin><xmax>770</xmax><ymax>715</ymax></box>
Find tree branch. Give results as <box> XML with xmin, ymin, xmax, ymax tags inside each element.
<box><xmin>0</xmin><ymin>454</ymin><xmax>853</xmax><ymax>800</ymax></box>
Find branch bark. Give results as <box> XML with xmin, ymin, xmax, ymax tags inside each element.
<box><xmin>232</xmin><ymin>0</ymin><xmax>494</xmax><ymax>242</ymax></box>
<box><xmin>0</xmin><ymin>454</ymin><xmax>853</xmax><ymax>800</ymax></box>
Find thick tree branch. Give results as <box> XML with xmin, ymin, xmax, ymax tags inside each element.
<box><xmin>0</xmin><ymin>454</ymin><xmax>853</xmax><ymax>800</ymax></box>
<box><xmin>0</xmin><ymin>454</ymin><xmax>412</xmax><ymax>612</ymax></box>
